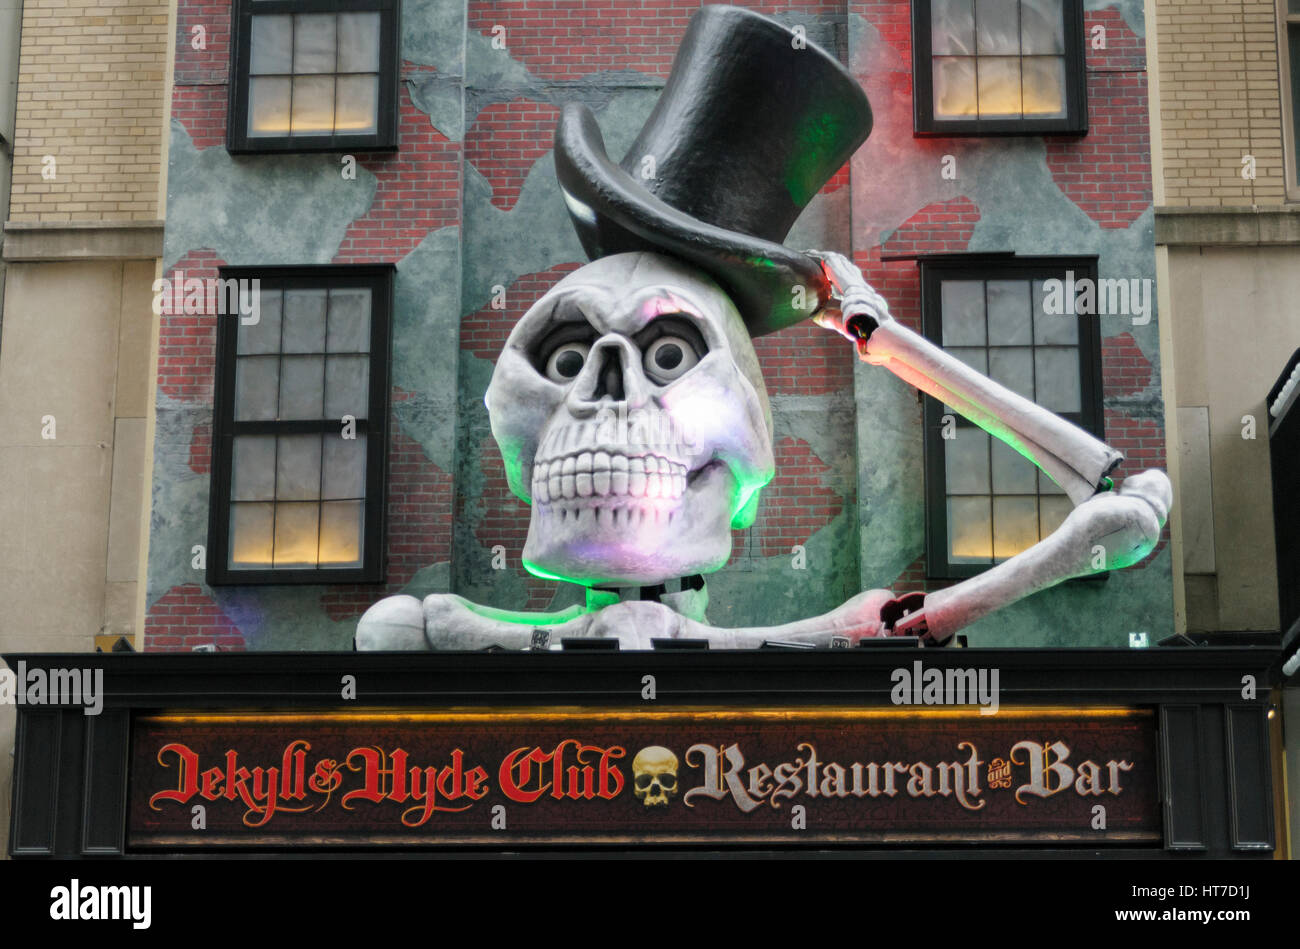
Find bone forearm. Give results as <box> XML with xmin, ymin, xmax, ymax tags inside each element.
<box><xmin>866</xmin><ymin>320</ymin><xmax>1121</xmax><ymax>506</ymax></box>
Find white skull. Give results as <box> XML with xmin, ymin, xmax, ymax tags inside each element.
<box><xmin>486</xmin><ymin>252</ymin><xmax>775</xmax><ymax>586</ymax></box>
<box><xmin>631</xmin><ymin>745</ymin><xmax>679</xmax><ymax>807</ymax></box>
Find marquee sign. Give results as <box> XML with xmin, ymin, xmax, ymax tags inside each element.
<box><xmin>127</xmin><ymin>707</ymin><xmax>1160</xmax><ymax>847</ymax></box>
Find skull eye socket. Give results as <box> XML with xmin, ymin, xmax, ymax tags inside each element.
<box><xmin>635</xmin><ymin>774</ymin><xmax>654</xmax><ymax>789</ymax></box>
<box><xmin>544</xmin><ymin>341</ymin><xmax>591</xmax><ymax>383</ymax></box>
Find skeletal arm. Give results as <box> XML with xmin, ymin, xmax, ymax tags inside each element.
<box><xmin>807</xmin><ymin>251</ymin><xmax>1171</xmax><ymax>644</ymax></box>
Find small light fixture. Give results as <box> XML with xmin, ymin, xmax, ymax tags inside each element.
<box><xmin>1128</xmin><ymin>632</ymin><xmax>1149</xmax><ymax>648</ymax></box>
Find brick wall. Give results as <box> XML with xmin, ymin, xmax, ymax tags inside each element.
<box><xmin>8</xmin><ymin>0</ymin><xmax>168</xmax><ymax>221</ymax></box>
<box><xmin>1154</xmin><ymin>0</ymin><xmax>1288</xmax><ymax>205</ymax></box>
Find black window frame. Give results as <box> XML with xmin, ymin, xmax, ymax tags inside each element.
<box><xmin>227</xmin><ymin>0</ymin><xmax>402</xmax><ymax>154</ymax></box>
<box><xmin>912</xmin><ymin>0</ymin><xmax>1088</xmax><ymax>136</ymax></box>
<box><xmin>207</xmin><ymin>264</ymin><xmax>394</xmax><ymax>586</ymax></box>
<box><xmin>920</xmin><ymin>254</ymin><xmax>1104</xmax><ymax>580</ymax></box>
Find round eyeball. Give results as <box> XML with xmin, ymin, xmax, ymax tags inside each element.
<box><xmin>643</xmin><ymin>335</ymin><xmax>699</xmax><ymax>382</ymax></box>
<box><xmin>545</xmin><ymin>342</ymin><xmax>590</xmax><ymax>383</ymax></box>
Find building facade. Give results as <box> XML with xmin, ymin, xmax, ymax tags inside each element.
<box><xmin>1148</xmin><ymin>0</ymin><xmax>1300</xmax><ymax>855</ymax></box>
<box><xmin>0</xmin><ymin>0</ymin><xmax>170</xmax><ymax>857</ymax></box>
<box><xmin>143</xmin><ymin>0</ymin><xmax>1171</xmax><ymax>654</ymax></box>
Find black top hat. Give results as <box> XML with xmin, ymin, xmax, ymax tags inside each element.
<box><xmin>554</xmin><ymin>5</ymin><xmax>872</xmax><ymax>337</ymax></box>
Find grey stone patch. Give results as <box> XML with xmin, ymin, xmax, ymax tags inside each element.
<box><xmin>787</xmin><ymin>187</ymin><xmax>852</xmax><ymax>255</ymax></box>
<box><xmin>459</xmin><ymin>88</ymin><xmax>661</xmax><ymax>312</ymax></box>
<box><xmin>401</xmin><ymin>0</ymin><xmax>465</xmax><ymax>73</ymax></box>
<box><xmin>762</xmin><ymin>11</ymin><xmax>850</xmax><ymax>65</ymax></box>
<box><xmin>465</xmin><ymin>25</ymin><xmax>538</xmax><ymax>90</ymax></box>
<box><xmin>960</xmin><ymin>546</ymin><xmax>1173</xmax><ymax>646</ymax></box>
<box><xmin>407</xmin><ymin>74</ymin><xmax>464</xmax><ymax>141</ymax></box>
<box><xmin>211</xmin><ymin>586</ymin><xmax>358</xmax><ymax>651</ymax></box>
<box><xmin>391</xmin><ymin>226</ymin><xmax>462</xmax><ymax>471</ymax></box>
<box><xmin>854</xmin><ymin>361</ymin><xmax>926</xmax><ymax>590</ymax></box>
<box><xmin>397</xmin><ymin>561</ymin><xmax>452</xmax><ymax>600</ymax></box>
<box><xmin>163</xmin><ymin>120</ymin><xmax>376</xmax><ymax>271</ymax></box>
<box><xmin>1087</xmin><ymin>0</ymin><xmax>1145</xmax><ymax>39</ymax></box>
<box><xmin>707</xmin><ymin>511</ymin><xmax>860</xmax><ymax>627</ymax></box>
<box><xmin>770</xmin><ymin>390</ymin><xmax>858</xmax><ymax>491</ymax></box>
<box><xmin>144</xmin><ymin>395</ymin><xmax>214</xmax><ymax>611</ymax></box>
<box><xmin>460</xmin><ymin>158</ymin><xmax>585</xmax><ymax>310</ymax></box>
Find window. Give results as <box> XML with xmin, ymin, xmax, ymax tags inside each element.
<box><xmin>912</xmin><ymin>0</ymin><xmax>1087</xmax><ymax>135</ymax></box>
<box><xmin>920</xmin><ymin>256</ymin><xmax>1103</xmax><ymax>579</ymax></box>
<box><xmin>1281</xmin><ymin>0</ymin><xmax>1300</xmax><ymax>196</ymax></box>
<box><xmin>207</xmin><ymin>266</ymin><xmax>393</xmax><ymax>584</ymax></box>
<box><xmin>228</xmin><ymin>0</ymin><xmax>401</xmax><ymax>153</ymax></box>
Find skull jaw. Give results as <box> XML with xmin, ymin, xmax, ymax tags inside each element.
<box><xmin>522</xmin><ymin>461</ymin><xmax>738</xmax><ymax>586</ymax></box>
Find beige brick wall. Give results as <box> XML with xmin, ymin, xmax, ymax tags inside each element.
<box><xmin>1154</xmin><ymin>0</ymin><xmax>1289</xmax><ymax>205</ymax></box>
<box><xmin>8</xmin><ymin>0</ymin><xmax>168</xmax><ymax>222</ymax></box>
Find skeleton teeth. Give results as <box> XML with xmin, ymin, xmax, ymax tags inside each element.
<box><xmin>535</xmin><ymin>478</ymin><xmax>549</xmax><ymax>503</ymax></box>
<box><xmin>576</xmin><ymin>472</ymin><xmax>593</xmax><ymax>497</ymax></box>
<box><xmin>646</xmin><ymin>471</ymin><xmax>661</xmax><ymax>498</ymax></box>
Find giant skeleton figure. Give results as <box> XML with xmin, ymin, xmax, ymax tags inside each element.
<box><xmin>358</xmin><ymin>6</ymin><xmax>1171</xmax><ymax>651</ymax></box>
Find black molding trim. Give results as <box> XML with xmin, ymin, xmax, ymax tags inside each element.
<box><xmin>1160</xmin><ymin>704</ymin><xmax>1207</xmax><ymax>851</ymax></box>
<box><xmin>911</xmin><ymin>0</ymin><xmax>1088</xmax><ymax>136</ymax></box>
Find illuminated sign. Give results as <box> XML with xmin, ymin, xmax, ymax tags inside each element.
<box><xmin>127</xmin><ymin>707</ymin><xmax>1160</xmax><ymax>847</ymax></box>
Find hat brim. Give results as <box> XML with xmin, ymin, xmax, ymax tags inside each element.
<box><xmin>554</xmin><ymin>103</ymin><xmax>832</xmax><ymax>338</ymax></box>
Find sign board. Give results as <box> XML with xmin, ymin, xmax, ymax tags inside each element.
<box><xmin>128</xmin><ymin>707</ymin><xmax>1160</xmax><ymax>847</ymax></box>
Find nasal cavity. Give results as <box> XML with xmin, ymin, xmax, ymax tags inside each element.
<box><xmin>590</xmin><ymin>347</ymin><xmax>624</xmax><ymax>401</ymax></box>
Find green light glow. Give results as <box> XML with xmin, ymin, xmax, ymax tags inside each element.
<box><xmin>462</xmin><ymin>598</ymin><xmax>590</xmax><ymax>626</ymax></box>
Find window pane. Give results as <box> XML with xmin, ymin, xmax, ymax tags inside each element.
<box><xmin>948</xmin><ymin>496</ymin><xmax>992</xmax><ymax>562</ymax></box>
<box><xmin>250</xmin><ymin>15</ymin><xmax>292</xmax><ymax>74</ymax></box>
<box><xmin>238</xmin><ymin>289</ymin><xmax>282</xmax><ymax>355</ymax></box>
<box><xmin>931</xmin><ymin>0</ymin><xmax>975</xmax><ymax>55</ymax></box>
<box><xmin>326</xmin><ymin>288</ymin><xmax>371</xmax><ymax>352</ymax></box>
<box><xmin>334</xmin><ymin>75</ymin><xmax>379</xmax><ymax>134</ymax></box>
<box><xmin>977</xmin><ymin>56</ymin><xmax>1022</xmax><ymax>117</ymax></box>
<box><xmin>1022</xmin><ymin>56</ymin><xmax>1067</xmax><ymax>117</ymax></box>
<box><xmin>989</xmin><ymin>346</ymin><xmax>1034</xmax><ymax>400</ymax></box>
<box><xmin>290</xmin><ymin>75</ymin><xmax>335</xmax><ymax>134</ymax></box>
<box><xmin>230</xmin><ymin>502</ymin><xmax>274</xmax><ymax>567</ymax></box>
<box><xmin>1020</xmin><ymin>0</ymin><xmax>1064</xmax><ymax>54</ymax></box>
<box><xmin>933</xmin><ymin>57</ymin><xmax>978</xmax><ymax>117</ymax></box>
<box><xmin>232</xmin><ymin>435</ymin><xmax>276</xmax><ymax>501</ymax></box>
<box><xmin>941</xmin><ymin>280</ymin><xmax>986</xmax><ymax>344</ymax></box>
<box><xmin>975</xmin><ymin>0</ymin><xmax>1020</xmax><ymax>54</ymax></box>
<box><xmin>1034</xmin><ymin>347</ymin><xmax>1081</xmax><ymax>411</ymax></box>
<box><xmin>234</xmin><ymin>356</ymin><xmax>279</xmax><ymax>421</ymax></box>
<box><xmin>1032</xmin><ymin>279</ymin><xmax>1078</xmax><ymax>343</ymax></box>
<box><xmin>324</xmin><ymin>355</ymin><xmax>370</xmax><ymax>420</ymax></box>
<box><xmin>1038</xmin><ymin>469</ymin><xmax>1065</xmax><ymax>494</ymax></box>
<box><xmin>293</xmin><ymin>13</ymin><xmax>337</xmax><ymax>74</ymax></box>
<box><xmin>273</xmin><ymin>502</ymin><xmax>320</xmax><ymax>567</ymax></box>
<box><xmin>986</xmin><ymin>279</ymin><xmax>1031</xmax><ymax>344</ymax></box>
<box><xmin>279</xmin><ymin>355</ymin><xmax>325</xmax><ymax>418</ymax></box>
<box><xmin>276</xmin><ymin>434</ymin><xmax>322</xmax><ymax>500</ymax></box>
<box><xmin>991</xmin><ymin>438</ymin><xmax>1036</xmax><ymax>493</ymax></box>
<box><xmin>319</xmin><ymin>501</ymin><xmax>364</xmax><ymax>566</ymax></box>
<box><xmin>248</xmin><ymin>77</ymin><xmax>291</xmax><ymax>136</ymax></box>
<box><xmin>283</xmin><ymin>289</ymin><xmax>327</xmax><ymax>353</ymax></box>
<box><xmin>337</xmin><ymin>13</ymin><xmax>381</xmax><ymax>72</ymax></box>
<box><xmin>322</xmin><ymin>433</ymin><xmax>367</xmax><ymax>499</ymax></box>
<box><xmin>946</xmin><ymin>428</ymin><xmax>990</xmax><ymax>494</ymax></box>
<box><xmin>1040</xmin><ymin>495</ymin><xmax>1072</xmax><ymax>535</ymax></box>
<box><xmin>993</xmin><ymin>496</ymin><xmax>1038</xmax><ymax>559</ymax></box>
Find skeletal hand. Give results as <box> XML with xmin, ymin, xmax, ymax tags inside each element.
<box><xmin>805</xmin><ymin>249</ymin><xmax>893</xmax><ymax>350</ymax></box>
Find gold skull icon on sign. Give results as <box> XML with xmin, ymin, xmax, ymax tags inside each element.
<box><xmin>632</xmin><ymin>746</ymin><xmax>679</xmax><ymax>807</ymax></box>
